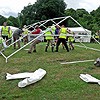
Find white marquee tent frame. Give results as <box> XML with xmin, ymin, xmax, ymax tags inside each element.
<box><xmin>0</xmin><ymin>16</ymin><xmax>100</xmax><ymax>63</ymax></box>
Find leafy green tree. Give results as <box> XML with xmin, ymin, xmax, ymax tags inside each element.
<box><xmin>0</xmin><ymin>15</ymin><xmax>7</xmax><ymax>25</ymax></box>
<box><xmin>76</xmin><ymin>9</ymin><xmax>89</xmax><ymax>17</ymax></box>
<box><xmin>90</xmin><ymin>6</ymin><xmax>100</xmax><ymax>33</ymax></box>
<box><xmin>21</xmin><ymin>3</ymin><xmax>37</xmax><ymax>26</ymax></box>
<box><xmin>6</xmin><ymin>20</ymin><xmax>14</xmax><ymax>26</ymax></box>
<box><xmin>17</xmin><ymin>13</ymin><xmax>23</xmax><ymax>28</ymax></box>
<box><xmin>90</xmin><ymin>6</ymin><xmax>100</xmax><ymax>28</ymax></box>
<box><xmin>65</xmin><ymin>8</ymin><xmax>78</xmax><ymax>19</ymax></box>
<box><xmin>65</xmin><ymin>8</ymin><xmax>79</xmax><ymax>27</ymax></box>
<box><xmin>35</xmin><ymin>0</ymin><xmax>66</xmax><ymax>20</ymax></box>
<box><xmin>21</xmin><ymin>0</ymin><xmax>67</xmax><ymax>26</ymax></box>
<box><xmin>7</xmin><ymin>16</ymin><xmax>19</xmax><ymax>27</ymax></box>
<box><xmin>64</xmin><ymin>7</ymin><xmax>100</xmax><ymax>34</ymax></box>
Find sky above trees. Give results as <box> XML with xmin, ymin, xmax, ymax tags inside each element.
<box><xmin>0</xmin><ymin>0</ymin><xmax>100</xmax><ymax>18</ymax></box>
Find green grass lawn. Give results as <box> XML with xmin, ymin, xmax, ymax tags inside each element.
<box><xmin>0</xmin><ymin>42</ymin><xmax>100</xmax><ymax>100</ymax></box>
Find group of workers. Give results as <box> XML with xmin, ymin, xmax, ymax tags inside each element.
<box><xmin>28</xmin><ymin>24</ymin><xmax>75</xmax><ymax>53</ymax></box>
<box><xmin>0</xmin><ymin>22</ymin><xmax>28</xmax><ymax>50</ymax></box>
<box><xmin>0</xmin><ymin>21</ymin><xmax>75</xmax><ymax>53</ymax></box>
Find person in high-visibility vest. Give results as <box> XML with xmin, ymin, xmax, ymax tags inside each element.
<box><xmin>1</xmin><ymin>22</ymin><xmax>10</xmax><ymax>40</ymax></box>
<box><xmin>96</xmin><ymin>30</ymin><xmax>100</xmax><ymax>42</ymax></box>
<box><xmin>1</xmin><ymin>22</ymin><xmax>10</xmax><ymax>45</ymax></box>
<box><xmin>99</xmin><ymin>30</ymin><xmax>100</xmax><ymax>42</ymax></box>
<box><xmin>95</xmin><ymin>35</ymin><xmax>99</xmax><ymax>39</ymax></box>
<box><xmin>8</xmin><ymin>29</ymin><xmax>13</xmax><ymax>45</ymax></box>
<box><xmin>55</xmin><ymin>25</ymin><xmax>69</xmax><ymax>52</ymax></box>
<box><xmin>22</xmin><ymin>27</ymin><xmax>28</xmax><ymax>45</ymax></box>
<box><xmin>68</xmin><ymin>30</ymin><xmax>75</xmax><ymax>50</ymax></box>
<box><xmin>94</xmin><ymin>32</ymin><xmax>99</xmax><ymax>41</ymax></box>
<box><xmin>44</xmin><ymin>26</ymin><xmax>55</xmax><ymax>52</ymax></box>
<box><xmin>51</xmin><ymin>24</ymin><xmax>56</xmax><ymax>34</ymax></box>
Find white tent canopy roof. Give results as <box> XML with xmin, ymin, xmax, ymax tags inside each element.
<box><xmin>68</xmin><ymin>27</ymin><xmax>91</xmax><ymax>33</ymax></box>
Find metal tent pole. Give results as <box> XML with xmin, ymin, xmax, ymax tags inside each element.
<box><xmin>6</xmin><ymin>32</ymin><xmax>45</xmax><ymax>63</ymax></box>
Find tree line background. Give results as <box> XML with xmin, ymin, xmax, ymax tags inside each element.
<box><xmin>0</xmin><ymin>0</ymin><xmax>99</xmax><ymax>34</ymax></box>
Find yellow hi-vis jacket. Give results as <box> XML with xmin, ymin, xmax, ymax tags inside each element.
<box><xmin>23</xmin><ymin>29</ymin><xmax>28</xmax><ymax>35</ymax></box>
<box><xmin>95</xmin><ymin>35</ymin><xmax>99</xmax><ymax>39</ymax></box>
<box><xmin>51</xmin><ymin>26</ymin><xmax>56</xmax><ymax>34</ymax></box>
<box><xmin>68</xmin><ymin>32</ymin><xmax>74</xmax><ymax>42</ymax></box>
<box><xmin>59</xmin><ymin>28</ymin><xmax>67</xmax><ymax>39</ymax></box>
<box><xmin>8</xmin><ymin>30</ymin><xmax>12</xmax><ymax>38</ymax></box>
<box><xmin>68</xmin><ymin>36</ymin><xmax>74</xmax><ymax>42</ymax></box>
<box><xmin>45</xmin><ymin>28</ymin><xmax>54</xmax><ymax>40</ymax></box>
<box><xmin>1</xmin><ymin>26</ymin><xmax>9</xmax><ymax>36</ymax></box>
<box><xmin>0</xmin><ymin>37</ymin><xmax>4</xmax><ymax>44</ymax></box>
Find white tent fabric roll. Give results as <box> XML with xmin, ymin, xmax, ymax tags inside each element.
<box><xmin>80</xmin><ymin>74</ymin><xmax>99</xmax><ymax>83</ymax></box>
<box><xmin>6</xmin><ymin>72</ymin><xmax>35</xmax><ymax>80</ymax></box>
<box><xmin>98</xmin><ymin>81</ymin><xmax>100</xmax><ymax>85</ymax></box>
<box><xmin>18</xmin><ymin>68</ymin><xmax>46</xmax><ymax>88</ymax></box>
<box><xmin>2</xmin><ymin>42</ymin><xmax>8</xmax><ymax>48</ymax></box>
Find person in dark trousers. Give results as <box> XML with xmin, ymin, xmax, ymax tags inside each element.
<box><xmin>67</xmin><ymin>29</ymin><xmax>75</xmax><ymax>50</ymax></box>
<box><xmin>54</xmin><ymin>24</ymin><xmax>60</xmax><ymax>44</ymax></box>
<box><xmin>44</xmin><ymin>26</ymin><xmax>55</xmax><ymax>52</ymax></box>
<box><xmin>1</xmin><ymin>22</ymin><xmax>10</xmax><ymax>45</ymax></box>
<box><xmin>55</xmin><ymin>25</ymin><xmax>69</xmax><ymax>52</ymax></box>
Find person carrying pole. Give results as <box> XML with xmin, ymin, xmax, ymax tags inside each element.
<box><xmin>28</xmin><ymin>25</ymin><xmax>43</xmax><ymax>53</ymax></box>
<box><xmin>44</xmin><ymin>26</ymin><xmax>55</xmax><ymax>52</ymax></box>
<box><xmin>55</xmin><ymin>25</ymin><xmax>69</xmax><ymax>52</ymax></box>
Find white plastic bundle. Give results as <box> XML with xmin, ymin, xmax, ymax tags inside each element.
<box><xmin>6</xmin><ymin>72</ymin><xmax>35</xmax><ymax>80</ymax></box>
<box><xmin>2</xmin><ymin>41</ymin><xmax>8</xmax><ymax>48</ymax></box>
<box><xmin>18</xmin><ymin>68</ymin><xmax>46</xmax><ymax>87</ymax></box>
<box><xmin>6</xmin><ymin>68</ymin><xmax>46</xmax><ymax>88</ymax></box>
<box><xmin>80</xmin><ymin>74</ymin><xmax>99</xmax><ymax>83</ymax></box>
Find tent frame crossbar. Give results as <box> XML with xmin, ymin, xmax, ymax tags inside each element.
<box><xmin>3</xmin><ymin>32</ymin><xmax>44</xmax><ymax>63</ymax></box>
<box><xmin>0</xmin><ymin>16</ymin><xmax>100</xmax><ymax>63</ymax></box>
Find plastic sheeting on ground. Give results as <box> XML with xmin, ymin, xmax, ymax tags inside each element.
<box><xmin>18</xmin><ymin>68</ymin><xmax>46</xmax><ymax>87</ymax></box>
<box><xmin>80</xmin><ymin>74</ymin><xmax>100</xmax><ymax>85</ymax></box>
<box><xmin>6</xmin><ymin>68</ymin><xmax>46</xmax><ymax>88</ymax></box>
<box><xmin>2</xmin><ymin>42</ymin><xmax>8</xmax><ymax>48</ymax></box>
<box><xmin>6</xmin><ymin>72</ymin><xmax>35</xmax><ymax>80</ymax></box>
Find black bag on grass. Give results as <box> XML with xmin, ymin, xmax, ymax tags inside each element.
<box><xmin>94</xmin><ymin>58</ymin><xmax>100</xmax><ymax>67</ymax></box>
